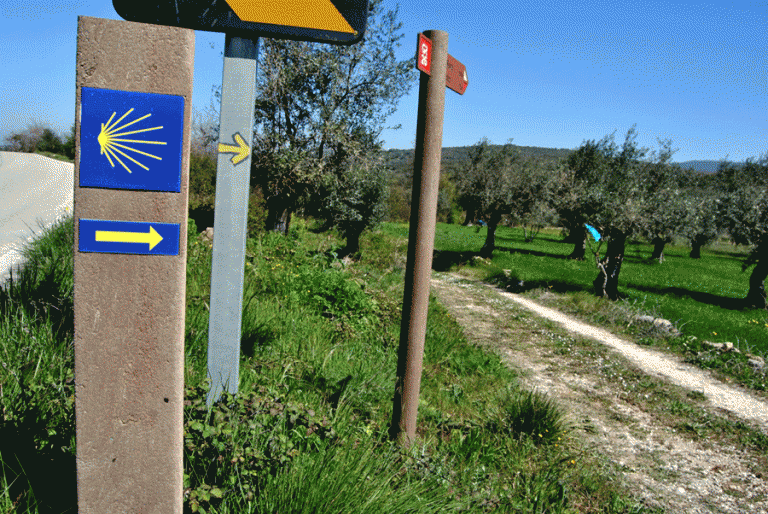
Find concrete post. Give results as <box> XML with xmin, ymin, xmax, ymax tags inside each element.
<box><xmin>73</xmin><ymin>16</ymin><xmax>193</xmax><ymax>513</ymax></box>
<box><xmin>389</xmin><ymin>30</ymin><xmax>448</xmax><ymax>448</ymax></box>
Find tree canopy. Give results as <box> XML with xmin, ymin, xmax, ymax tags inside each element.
<box><xmin>561</xmin><ymin>125</ymin><xmax>691</xmax><ymax>298</ymax></box>
<box><xmin>713</xmin><ymin>154</ymin><xmax>768</xmax><ymax>307</ymax></box>
<box><xmin>248</xmin><ymin>0</ymin><xmax>415</xmax><ymax>245</ymax></box>
<box><xmin>455</xmin><ymin>138</ymin><xmax>560</xmax><ymax>256</ymax></box>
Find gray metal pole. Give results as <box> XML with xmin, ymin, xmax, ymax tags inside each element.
<box><xmin>389</xmin><ymin>30</ymin><xmax>448</xmax><ymax>447</ymax></box>
<box><xmin>206</xmin><ymin>35</ymin><xmax>259</xmax><ymax>408</ymax></box>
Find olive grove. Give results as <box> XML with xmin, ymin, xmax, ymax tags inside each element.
<box><xmin>247</xmin><ymin>0</ymin><xmax>415</xmax><ymax>248</ymax></box>
<box><xmin>559</xmin><ymin>125</ymin><xmax>689</xmax><ymax>299</ymax></box>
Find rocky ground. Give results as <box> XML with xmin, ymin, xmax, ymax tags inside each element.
<box><xmin>430</xmin><ymin>272</ymin><xmax>768</xmax><ymax>513</ymax></box>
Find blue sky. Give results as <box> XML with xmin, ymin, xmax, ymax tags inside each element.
<box><xmin>1</xmin><ymin>0</ymin><xmax>766</xmax><ymax>163</ymax></box>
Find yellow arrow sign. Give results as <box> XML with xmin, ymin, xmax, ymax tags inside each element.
<box><xmin>218</xmin><ymin>132</ymin><xmax>251</xmax><ymax>165</ymax></box>
<box><xmin>224</xmin><ymin>0</ymin><xmax>356</xmax><ymax>34</ymax></box>
<box><xmin>95</xmin><ymin>226</ymin><xmax>164</xmax><ymax>250</ymax></box>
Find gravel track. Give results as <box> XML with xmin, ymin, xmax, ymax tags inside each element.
<box><xmin>431</xmin><ymin>272</ymin><xmax>768</xmax><ymax>513</ymax></box>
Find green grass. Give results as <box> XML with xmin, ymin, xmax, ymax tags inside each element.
<box><xmin>381</xmin><ymin>222</ymin><xmax>767</xmax><ymax>391</ymax></box>
<box><xmin>31</xmin><ymin>151</ymin><xmax>74</xmax><ymax>163</ymax></box>
<box><xmin>0</xmin><ymin>208</ymin><xmax>649</xmax><ymax>512</ymax></box>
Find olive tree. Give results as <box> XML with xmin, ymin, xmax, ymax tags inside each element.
<box><xmin>455</xmin><ymin>138</ymin><xmax>501</xmax><ymax>228</ymax></box>
<box><xmin>312</xmin><ymin>137</ymin><xmax>390</xmax><ymax>257</ymax></box>
<box><xmin>677</xmin><ymin>193</ymin><xmax>722</xmax><ymax>258</ymax></box>
<box><xmin>456</xmin><ymin>138</ymin><xmax>560</xmax><ymax>257</ymax></box>
<box><xmin>635</xmin><ymin>141</ymin><xmax>690</xmax><ymax>263</ymax></box>
<box><xmin>714</xmin><ymin>155</ymin><xmax>768</xmax><ymax>308</ymax></box>
<box><xmin>3</xmin><ymin>122</ymin><xmax>63</xmax><ymax>154</ymax></box>
<box><xmin>552</xmin><ymin>138</ymin><xmax>612</xmax><ymax>260</ymax></box>
<box><xmin>507</xmin><ymin>157</ymin><xmax>562</xmax><ymax>243</ymax></box>
<box><xmin>567</xmin><ymin>125</ymin><xmax>685</xmax><ymax>300</ymax></box>
<box><xmin>248</xmin><ymin>0</ymin><xmax>414</xmax><ymax>235</ymax></box>
<box><xmin>455</xmin><ymin>138</ymin><xmax>520</xmax><ymax>257</ymax></box>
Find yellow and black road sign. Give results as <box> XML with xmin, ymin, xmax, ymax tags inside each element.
<box><xmin>112</xmin><ymin>0</ymin><xmax>368</xmax><ymax>45</ymax></box>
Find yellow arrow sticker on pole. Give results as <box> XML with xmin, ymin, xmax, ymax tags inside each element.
<box><xmin>218</xmin><ymin>132</ymin><xmax>251</xmax><ymax>165</ymax></box>
<box><xmin>95</xmin><ymin>226</ymin><xmax>164</xmax><ymax>250</ymax></box>
<box><xmin>224</xmin><ymin>0</ymin><xmax>356</xmax><ymax>34</ymax></box>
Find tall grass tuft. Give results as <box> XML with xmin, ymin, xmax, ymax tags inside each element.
<box><xmin>250</xmin><ymin>438</ymin><xmax>461</xmax><ymax>513</ymax></box>
<box><xmin>490</xmin><ymin>387</ymin><xmax>572</xmax><ymax>445</ymax></box>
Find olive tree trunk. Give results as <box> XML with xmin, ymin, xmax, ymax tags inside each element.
<box><xmin>337</xmin><ymin>230</ymin><xmax>361</xmax><ymax>259</ymax></box>
<box><xmin>593</xmin><ymin>230</ymin><xmax>627</xmax><ymax>300</ymax></box>
<box><xmin>462</xmin><ymin>206</ymin><xmax>476</xmax><ymax>226</ymax></box>
<box><xmin>689</xmin><ymin>234</ymin><xmax>705</xmax><ymax>259</ymax></box>
<box><xmin>480</xmin><ymin>212</ymin><xmax>503</xmax><ymax>258</ymax></box>
<box><xmin>650</xmin><ymin>236</ymin><xmax>667</xmax><ymax>263</ymax></box>
<box><xmin>266</xmin><ymin>203</ymin><xmax>291</xmax><ymax>235</ymax></box>
<box><xmin>567</xmin><ymin>224</ymin><xmax>587</xmax><ymax>260</ymax></box>
<box><xmin>744</xmin><ymin>239</ymin><xmax>768</xmax><ymax>308</ymax></box>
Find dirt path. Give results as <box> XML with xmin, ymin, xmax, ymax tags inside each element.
<box><xmin>430</xmin><ymin>272</ymin><xmax>768</xmax><ymax>514</ymax></box>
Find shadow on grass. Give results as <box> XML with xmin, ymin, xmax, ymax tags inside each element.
<box><xmin>431</xmin><ymin>245</ymin><xmax>593</xmax><ymax>271</ymax></box>
<box><xmin>0</xmin><ymin>405</ymin><xmax>77</xmax><ymax>513</ymax></box>
<box><xmin>494</xmin><ymin>246</ymin><xmax>572</xmax><ymax>261</ymax></box>
<box><xmin>431</xmin><ymin>250</ymin><xmax>480</xmax><ymax>271</ymax></box>
<box><xmin>536</xmin><ymin>236</ymin><xmax>567</xmax><ymax>244</ymax></box>
<box><xmin>489</xmin><ymin>275</ymin><xmax>604</xmax><ymax>298</ymax></box>
<box><xmin>240</xmin><ymin>320</ymin><xmax>278</xmax><ymax>358</ymax></box>
<box><xmin>0</xmin><ymin>269</ymin><xmax>74</xmax><ymax>344</ymax></box>
<box><xmin>433</xmin><ymin>243</ymin><xmax>757</xmax><ymax>311</ymax></box>
<box><xmin>495</xmin><ymin>244</ymin><xmax>724</xmax><ymax>268</ymax></box>
<box><xmin>705</xmin><ymin>248</ymin><xmax>753</xmax><ymax>261</ymax></box>
<box><xmin>0</xmin><ymin>214</ymin><xmax>75</xmax><ymax>344</ymax></box>
<box><xmin>0</xmin><ymin>216</ymin><xmax>77</xmax><ymax>512</ymax></box>
<box><xmin>494</xmin><ymin>235</ymin><xmax>564</xmax><ymax>245</ymax></box>
<box><xmin>297</xmin><ymin>371</ymin><xmax>354</xmax><ymax>411</ymax></box>
<box><xmin>628</xmin><ymin>283</ymin><xmax>758</xmax><ymax>311</ymax></box>
<box><xmin>491</xmin><ymin>271</ymin><xmax>754</xmax><ymax>309</ymax></box>
<box><xmin>515</xmin><ymin>279</ymin><xmax>589</xmax><ymax>296</ymax></box>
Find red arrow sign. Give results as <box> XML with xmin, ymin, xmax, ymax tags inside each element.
<box><xmin>415</xmin><ymin>33</ymin><xmax>468</xmax><ymax>95</ymax></box>
<box><xmin>446</xmin><ymin>53</ymin><xmax>468</xmax><ymax>95</ymax></box>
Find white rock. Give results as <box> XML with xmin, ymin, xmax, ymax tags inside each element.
<box><xmin>198</xmin><ymin>226</ymin><xmax>214</xmax><ymax>244</ymax></box>
<box><xmin>635</xmin><ymin>316</ymin><xmax>680</xmax><ymax>337</ymax></box>
<box><xmin>703</xmin><ymin>341</ymin><xmax>724</xmax><ymax>350</ymax></box>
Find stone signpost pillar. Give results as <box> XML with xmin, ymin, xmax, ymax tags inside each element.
<box><xmin>73</xmin><ymin>16</ymin><xmax>193</xmax><ymax>513</ymax></box>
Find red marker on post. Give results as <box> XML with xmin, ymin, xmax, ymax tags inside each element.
<box><xmin>417</xmin><ymin>32</ymin><xmax>432</xmax><ymax>74</ymax></box>
<box><xmin>415</xmin><ymin>32</ymin><xmax>468</xmax><ymax>95</ymax></box>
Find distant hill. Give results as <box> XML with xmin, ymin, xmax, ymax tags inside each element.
<box><xmin>675</xmin><ymin>160</ymin><xmax>725</xmax><ymax>175</ymax></box>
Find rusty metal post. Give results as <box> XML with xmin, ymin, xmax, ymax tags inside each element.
<box><xmin>389</xmin><ymin>30</ymin><xmax>448</xmax><ymax>448</ymax></box>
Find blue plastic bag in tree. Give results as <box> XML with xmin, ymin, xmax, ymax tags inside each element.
<box><xmin>585</xmin><ymin>224</ymin><xmax>601</xmax><ymax>242</ymax></box>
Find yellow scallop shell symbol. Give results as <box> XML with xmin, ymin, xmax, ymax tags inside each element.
<box><xmin>97</xmin><ymin>108</ymin><xmax>167</xmax><ymax>174</ymax></box>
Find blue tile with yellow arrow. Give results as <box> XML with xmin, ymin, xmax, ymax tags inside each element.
<box><xmin>78</xmin><ymin>219</ymin><xmax>179</xmax><ymax>255</ymax></box>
